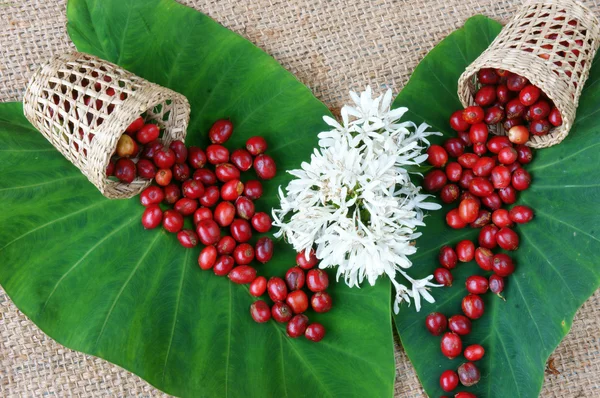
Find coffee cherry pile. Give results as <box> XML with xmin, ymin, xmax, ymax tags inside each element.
<box><xmin>422</xmin><ymin>96</ymin><xmax>537</xmax><ymax>396</ymax></box>
<box><xmin>455</xmin><ymin>68</ymin><xmax>562</xmax><ymax>146</ymax></box>
<box><xmin>250</xmin><ymin>249</ymin><xmax>332</xmax><ymax>342</ymax></box>
<box><xmin>134</xmin><ymin>118</ymin><xmax>328</xmax><ymax>342</ymax></box>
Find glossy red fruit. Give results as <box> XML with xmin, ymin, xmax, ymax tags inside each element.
<box><xmin>491</xmin><ymin>165</ymin><xmax>511</xmax><ymax>189</ymax></box>
<box><xmin>470</xmin><ymin>209</ymin><xmax>491</xmax><ymax>228</ymax></box>
<box><xmin>472</xmin><ymin>156</ymin><xmax>495</xmax><ymax>177</ymax></box>
<box><xmin>230</xmin><ymin>149</ymin><xmax>253</xmax><ymax>171</ymax></box>
<box><xmin>255</xmin><ymin>237</ymin><xmax>274</xmax><ymax>263</ymax></box>
<box><xmin>232</xmin><ymin>243</ymin><xmax>254</xmax><ymax>265</ymax></box>
<box><xmin>182</xmin><ymin>179</ymin><xmax>205</xmax><ymax>199</ymax></box>
<box><xmin>464</xmin><ymin>345</ymin><xmax>485</xmax><ymax>361</ymax></box>
<box><xmin>254</xmin><ymin>154</ymin><xmax>277</xmax><ymax>180</ymax></box>
<box><xmin>434</xmin><ymin>268</ymin><xmax>453</xmax><ymax>286</ymax></box>
<box><xmin>427</xmin><ymin>145</ymin><xmax>448</xmax><ymax>167</ymax></box>
<box><xmin>196</xmin><ymin>219</ymin><xmax>221</xmax><ymax>245</ymax></box>
<box><xmin>141</xmin><ymin>205</ymin><xmax>162</xmax><ymax>229</ymax></box>
<box><xmin>230</xmin><ymin>218</ymin><xmax>252</xmax><ymax>243</ymax></box>
<box><xmin>492</xmin><ymin>209</ymin><xmax>513</xmax><ymax>228</ymax></box>
<box><xmin>249</xmin><ymin>276</ymin><xmax>267</xmax><ymax>297</ymax></box>
<box><xmin>287</xmin><ymin>314</ymin><xmax>309</xmax><ymax>338</ymax></box>
<box><xmin>217</xmin><ymin>236</ymin><xmax>236</xmax><ymax>255</ymax></box>
<box><xmin>462</xmin><ymin>294</ymin><xmax>484</xmax><ymax>319</ymax></box>
<box><xmin>215</xmin><ymin>163</ymin><xmax>240</xmax><ymax>183</ymax></box>
<box><xmin>508</xmin><ymin>125</ymin><xmax>529</xmax><ymax>145</ymax></box>
<box><xmin>198</xmin><ymin>245</ymin><xmax>218</xmax><ymax>270</ymax></box>
<box><xmin>512</xmin><ymin>168</ymin><xmax>531</xmax><ymax>191</ymax></box>
<box><xmin>168</xmin><ymin>140</ymin><xmax>187</xmax><ymax>164</ymax></box>
<box><xmin>206</xmin><ymin>144</ymin><xmax>229</xmax><ymax>165</ymax></box>
<box><xmin>311</xmin><ymin>291</ymin><xmax>332</xmax><ymax>313</ymax></box>
<box><xmin>444</xmin><ymin>138</ymin><xmax>466</xmax><ymax>158</ymax></box>
<box><xmin>141</xmin><ymin>140</ymin><xmax>163</xmax><ymax>160</ymax></box>
<box><xmin>269</xmin><ymin>302</ymin><xmax>291</xmax><ymax>324</ymax></box>
<box><xmin>478</xmin><ymin>225</ymin><xmax>498</xmax><ymax>249</ymax></box>
<box><xmin>172</xmin><ymin>162</ymin><xmax>191</xmax><ymax>182</ymax></box>
<box><xmin>140</xmin><ymin>186</ymin><xmax>164</xmax><ymax>206</ymax></box>
<box><xmin>154</xmin><ymin>148</ymin><xmax>176</xmax><ymax>169</ymax></box>
<box><xmin>251</xmin><ymin>212</ymin><xmax>272</xmax><ymax>233</ymax></box>
<box><xmin>285</xmin><ymin>267</ymin><xmax>305</xmax><ymax>291</ymax></box>
<box><xmin>455</xmin><ymin>392</ymin><xmax>477</xmax><ymax>398</ymax></box>
<box><xmin>445</xmin><ymin>162</ymin><xmax>463</xmax><ymax>182</ymax></box>
<box><xmin>503</xmin><ymin>117</ymin><xmax>523</xmax><ymax>130</ymax></box>
<box><xmin>530</xmin><ymin>100</ymin><xmax>551</xmax><ymax>120</ymax></box>
<box><xmin>450</xmin><ymin>110</ymin><xmax>470</xmax><ymax>131</ymax></box>
<box><xmin>469</xmin><ymin>123</ymin><xmax>488</xmax><ymax>144</ymax></box>
<box><xmin>506</xmin><ymin>98</ymin><xmax>526</xmax><ymax>119</ymax></box>
<box><xmin>462</xmin><ymin>106</ymin><xmax>484</xmax><ymax>124</ymax></box>
<box><xmin>466</xmin><ymin>275</ymin><xmax>488</xmax><ymax>294</ymax></box>
<box><xmin>177</xmin><ymin>229</ymin><xmax>199</xmax><ymax>248</ymax></box>
<box><xmin>267</xmin><ymin>277</ymin><xmax>288</xmax><ymax>302</ymax></box>
<box><xmin>458</xmin><ymin>153</ymin><xmax>479</xmax><ymax>169</ymax></box>
<box><xmin>214</xmin><ymin>201</ymin><xmax>236</xmax><ymax>227</ymax></box>
<box><xmin>469</xmin><ymin>177</ymin><xmax>494</xmax><ymax>197</ymax></box>
<box><xmin>193</xmin><ymin>207</ymin><xmax>212</xmax><ymax>225</ymax></box>
<box><xmin>530</xmin><ymin>119</ymin><xmax>551</xmax><ymax>136</ymax></box>
<box><xmin>489</xmin><ymin>274</ymin><xmax>505</xmax><ymax>296</ymax></box>
<box><xmin>188</xmin><ymin>146</ymin><xmax>207</xmax><ymax>169</ymax></box>
<box><xmin>164</xmin><ymin>183</ymin><xmax>181</xmax><ymax>204</ymax></box>
<box><xmin>234</xmin><ymin>196</ymin><xmax>255</xmax><ymax>220</ymax></box>
<box><xmin>548</xmin><ymin>107</ymin><xmax>563</xmax><ymax>127</ymax></box>
<box><xmin>478</xmin><ymin>68</ymin><xmax>499</xmax><ymax>84</ymax></box>
<box><xmin>498</xmin><ymin>185</ymin><xmax>517</xmax><ymax>205</ymax></box>
<box><xmin>496</xmin><ymin>227</ymin><xmax>519</xmax><ymax>250</ymax></box>
<box><xmin>286</xmin><ymin>290</ymin><xmax>309</xmax><ymax>314</ymax></box>
<box><xmin>126</xmin><ymin>116</ymin><xmax>145</xmax><ymax>134</ymax></box>
<box><xmin>456</xmin><ymin>240</ymin><xmax>475</xmax><ymax>262</ymax></box>
<box><xmin>305</xmin><ymin>323</ymin><xmax>326</xmax><ymax>342</ymax></box>
<box><xmin>136</xmin><ymin>124</ymin><xmax>160</xmax><ymax>144</ymax></box>
<box><xmin>116</xmin><ymin>134</ymin><xmax>139</xmax><ymax>158</ymax></box>
<box><xmin>228</xmin><ymin>265</ymin><xmax>256</xmax><ymax>284</ymax></box>
<box><xmin>306</xmin><ymin>269</ymin><xmax>329</xmax><ymax>292</ymax></box>
<box><xmin>486</xmin><ymin>136</ymin><xmax>511</xmax><ymax>154</ymax></box>
<box><xmin>519</xmin><ymin>84</ymin><xmax>541</xmax><ymax>106</ymax></box>
<box><xmin>458</xmin><ymin>362</ymin><xmax>481</xmax><ymax>387</ymax></box>
<box><xmin>221</xmin><ymin>179</ymin><xmax>244</xmax><ymax>201</ymax></box>
<box><xmin>498</xmin><ymin>147</ymin><xmax>518</xmax><ymax>164</ymax></box>
<box><xmin>458</xmin><ymin>131</ymin><xmax>472</xmax><ymax>147</ymax></box>
<box><xmin>459</xmin><ymin>169</ymin><xmax>475</xmax><ymax>190</ymax></box>
<box><xmin>439</xmin><ymin>246</ymin><xmax>458</xmax><ymax>269</ymax></box>
<box><xmin>507</xmin><ymin>74</ymin><xmax>528</xmax><ymax>91</ymax></box>
<box><xmin>209</xmin><ymin>119</ymin><xmax>233</xmax><ymax>144</ymax></box>
<box><xmin>213</xmin><ymin>255</ymin><xmax>235</xmax><ymax>276</ymax></box>
<box><xmin>174</xmin><ymin>198</ymin><xmax>198</xmax><ymax>216</ymax></box>
<box><xmin>423</xmin><ymin>170</ymin><xmax>447</xmax><ymax>192</ymax></box>
<box><xmin>246</xmin><ymin>136</ymin><xmax>268</xmax><ymax>155</ymax></box>
<box><xmin>250</xmin><ymin>300</ymin><xmax>271</xmax><ymax>323</ymax></box>
<box><xmin>496</xmin><ymin>84</ymin><xmax>511</xmax><ymax>104</ymax></box>
<box><xmin>515</xmin><ymin>144</ymin><xmax>533</xmax><ymax>164</ymax></box>
<box><xmin>440</xmin><ymin>370</ymin><xmax>459</xmax><ymax>393</ymax></box>
<box><xmin>484</xmin><ymin>105</ymin><xmax>504</xmax><ymax>125</ymax></box>
<box><xmin>448</xmin><ymin>315</ymin><xmax>472</xmax><ymax>336</ymax></box>
<box><xmin>475</xmin><ymin>247</ymin><xmax>494</xmax><ymax>271</ymax></box>
<box><xmin>425</xmin><ymin>312</ymin><xmax>447</xmax><ymax>336</ymax></box>
<box><xmin>458</xmin><ymin>199</ymin><xmax>479</xmax><ymax>223</ymax></box>
<box><xmin>509</xmin><ymin>205</ymin><xmax>534</xmax><ymax>224</ymax></box>
<box><xmin>106</xmin><ymin>158</ymin><xmax>116</xmax><ymax>177</ymax></box>
<box><xmin>475</xmin><ymin>85</ymin><xmax>496</xmax><ymax>107</ymax></box>
<box><xmin>244</xmin><ymin>180</ymin><xmax>263</xmax><ymax>200</ymax></box>
<box><xmin>192</xmin><ymin>170</ymin><xmax>216</xmax><ymax>188</ymax></box>
<box><xmin>440</xmin><ymin>184</ymin><xmax>460</xmax><ymax>204</ymax></box>
<box><xmin>115</xmin><ymin>158</ymin><xmax>136</xmax><ymax>183</ymax></box>
<box><xmin>472</xmin><ymin>142</ymin><xmax>486</xmax><ymax>156</ymax></box>
<box><xmin>446</xmin><ymin>209</ymin><xmax>468</xmax><ymax>229</ymax></box>
<box><xmin>162</xmin><ymin>209</ymin><xmax>184</xmax><ymax>233</ymax></box>
<box><xmin>492</xmin><ymin>253</ymin><xmax>515</xmax><ymax>277</ymax></box>
<box><xmin>440</xmin><ymin>332</ymin><xmax>463</xmax><ymax>359</ymax></box>
<box><xmin>155</xmin><ymin>168</ymin><xmax>172</xmax><ymax>186</ymax></box>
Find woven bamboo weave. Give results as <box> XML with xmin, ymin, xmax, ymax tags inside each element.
<box><xmin>458</xmin><ymin>0</ymin><xmax>600</xmax><ymax>148</ymax></box>
<box><xmin>23</xmin><ymin>52</ymin><xmax>190</xmax><ymax>199</ymax></box>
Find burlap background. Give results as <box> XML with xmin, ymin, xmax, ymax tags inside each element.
<box><xmin>1</xmin><ymin>0</ymin><xmax>599</xmax><ymax>396</ymax></box>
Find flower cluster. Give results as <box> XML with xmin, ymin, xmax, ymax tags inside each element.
<box><xmin>272</xmin><ymin>87</ymin><xmax>442</xmax><ymax>313</ymax></box>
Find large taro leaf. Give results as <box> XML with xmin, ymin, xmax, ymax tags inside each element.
<box><xmin>392</xmin><ymin>15</ymin><xmax>600</xmax><ymax>397</ymax></box>
<box><xmin>0</xmin><ymin>0</ymin><xmax>395</xmax><ymax>396</ymax></box>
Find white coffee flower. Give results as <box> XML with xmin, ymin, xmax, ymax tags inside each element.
<box><xmin>273</xmin><ymin>86</ymin><xmax>442</xmax><ymax>314</ymax></box>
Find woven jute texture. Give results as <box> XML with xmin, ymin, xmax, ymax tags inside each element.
<box><xmin>1</xmin><ymin>0</ymin><xmax>599</xmax><ymax>397</ymax></box>
<box><xmin>458</xmin><ymin>0</ymin><xmax>600</xmax><ymax>148</ymax></box>
<box><xmin>23</xmin><ymin>52</ymin><xmax>190</xmax><ymax>199</ymax></box>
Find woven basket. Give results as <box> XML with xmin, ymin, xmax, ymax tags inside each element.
<box><xmin>458</xmin><ymin>0</ymin><xmax>600</xmax><ymax>148</ymax></box>
<box><xmin>23</xmin><ymin>52</ymin><xmax>190</xmax><ymax>199</ymax></box>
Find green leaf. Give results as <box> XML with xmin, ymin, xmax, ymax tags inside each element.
<box><xmin>0</xmin><ymin>0</ymin><xmax>395</xmax><ymax>396</ymax></box>
<box><xmin>392</xmin><ymin>15</ymin><xmax>600</xmax><ymax>397</ymax></box>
